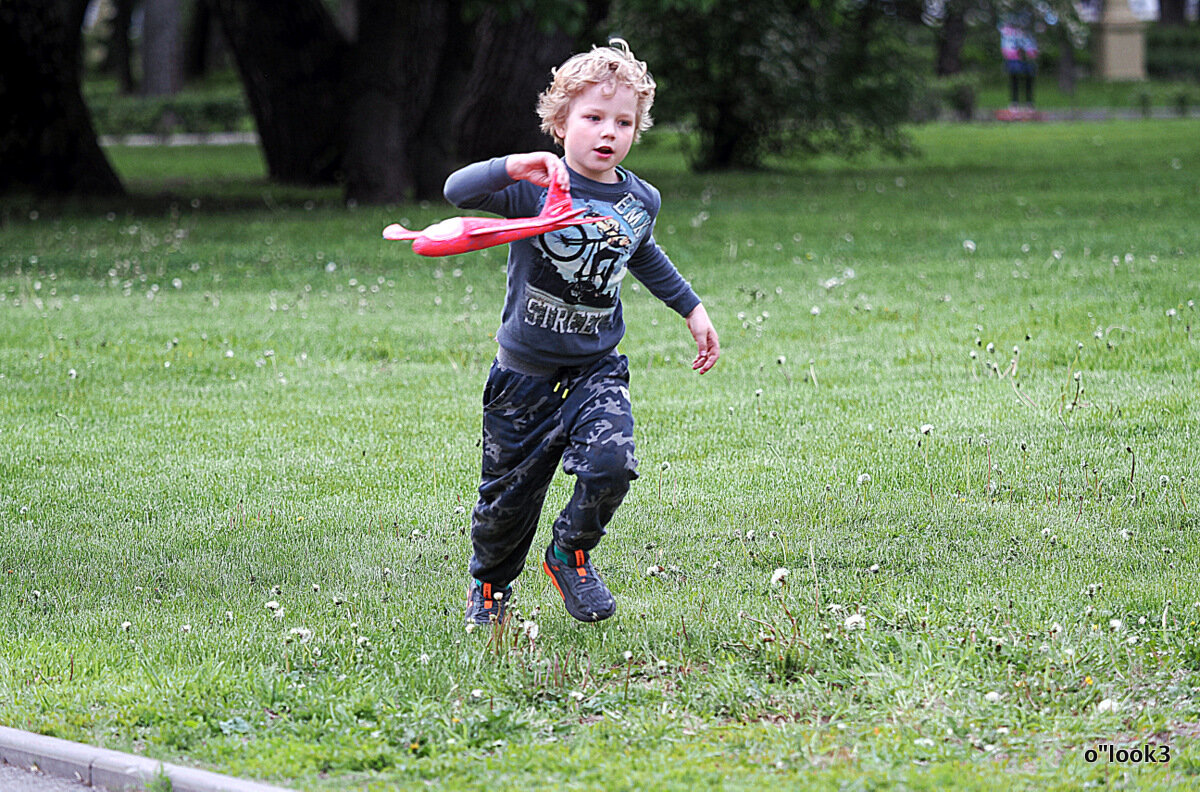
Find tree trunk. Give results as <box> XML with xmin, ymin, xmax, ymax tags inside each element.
<box><xmin>0</xmin><ymin>0</ymin><xmax>124</xmax><ymax>196</ymax></box>
<box><xmin>341</xmin><ymin>0</ymin><xmax>467</xmax><ymax>204</ymax></box>
<box><xmin>934</xmin><ymin>7</ymin><xmax>966</xmax><ymax>76</ymax></box>
<box><xmin>1057</xmin><ymin>24</ymin><xmax>1076</xmax><ymax>96</ymax></box>
<box><xmin>1159</xmin><ymin>0</ymin><xmax>1187</xmax><ymax>26</ymax></box>
<box><xmin>184</xmin><ymin>0</ymin><xmax>214</xmax><ymax>81</ymax></box>
<box><xmin>206</xmin><ymin>0</ymin><xmax>349</xmax><ymax>184</ymax></box>
<box><xmin>143</xmin><ymin>0</ymin><xmax>184</xmax><ymax>95</ymax></box>
<box><xmin>100</xmin><ymin>0</ymin><xmax>138</xmax><ymax>93</ymax></box>
<box><xmin>453</xmin><ymin>7</ymin><xmax>575</xmax><ymax>162</ymax></box>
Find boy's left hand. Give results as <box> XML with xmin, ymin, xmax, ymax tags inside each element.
<box><xmin>686</xmin><ymin>304</ymin><xmax>720</xmax><ymax>374</ymax></box>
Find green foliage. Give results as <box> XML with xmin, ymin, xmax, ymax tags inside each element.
<box><xmin>612</xmin><ymin>0</ymin><xmax>924</xmax><ymax>170</ymax></box>
<box><xmin>1147</xmin><ymin>23</ymin><xmax>1200</xmax><ymax>81</ymax></box>
<box><xmin>84</xmin><ymin>87</ymin><xmax>253</xmax><ymax>136</ymax></box>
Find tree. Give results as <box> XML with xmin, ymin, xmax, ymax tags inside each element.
<box><xmin>615</xmin><ymin>0</ymin><xmax>922</xmax><ymax>170</ymax></box>
<box><xmin>207</xmin><ymin>0</ymin><xmax>596</xmax><ymax>202</ymax></box>
<box><xmin>205</xmin><ymin>0</ymin><xmax>350</xmax><ymax>184</ymax></box>
<box><xmin>0</xmin><ymin>0</ymin><xmax>124</xmax><ymax>195</ymax></box>
<box><xmin>143</xmin><ymin>0</ymin><xmax>184</xmax><ymax>95</ymax></box>
<box><xmin>1159</xmin><ymin>0</ymin><xmax>1187</xmax><ymax>26</ymax></box>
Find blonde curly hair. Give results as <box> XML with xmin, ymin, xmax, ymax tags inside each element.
<box><xmin>537</xmin><ymin>38</ymin><xmax>656</xmax><ymax>147</ymax></box>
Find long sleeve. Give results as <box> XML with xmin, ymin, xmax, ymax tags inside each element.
<box><xmin>443</xmin><ymin>157</ymin><xmax>521</xmax><ymax>216</ymax></box>
<box><xmin>628</xmin><ymin>236</ymin><xmax>701</xmax><ymax>318</ymax></box>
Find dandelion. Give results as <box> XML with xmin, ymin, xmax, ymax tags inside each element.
<box><xmin>181</xmin><ymin>624</ymin><xmax>191</xmax><ymax>633</ymax></box>
<box><xmin>1096</xmin><ymin>698</ymin><xmax>1118</xmax><ymax>713</ymax></box>
<box><xmin>920</xmin><ymin>424</ymin><xmax>933</xmax><ymax>435</ymax></box>
<box><xmin>356</xmin><ymin>636</ymin><xmax>370</xmax><ymax>648</ymax></box>
<box><xmin>523</xmin><ymin>621</ymin><xmax>540</xmax><ymax>641</ymax></box>
<box><xmin>843</xmin><ymin>613</ymin><xmax>866</xmax><ymax>631</ymax></box>
<box><xmin>857</xmin><ymin>473</ymin><xmax>871</xmax><ymax>486</ymax></box>
<box><xmin>868</xmin><ymin>564</ymin><xmax>880</xmax><ymax>574</ymax></box>
<box><xmin>265</xmin><ymin>600</ymin><xmax>280</xmax><ymax>612</ymax></box>
<box><xmin>312</xmin><ymin>583</ymin><xmax>320</xmax><ymax>593</ymax></box>
<box><xmin>984</xmin><ymin>691</ymin><xmax>1002</xmax><ymax>704</ymax></box>
<box><xmin>68</xmin><ymin>369</ymin><xmax>77</xmax><ymax>379</ymax></box>
<box><xmin>777</xmin><ymin>355</ymin><xmax>786</xmax><ymax>365</ymax></box>
<box><xmin>963</xmin><ymin>240</ymin><xmax>976</xmax><ymax>253</ymax></box>
<box><xmin>419</xmin><ymin>652</ymin><xmax>431</xmax><ymax>664</ymax></box>
<box><xmin>660</xmin><ymin>461</ymin><xmax>671</xmax><ymax>473</ymax></box>
<box><xmin>470</xmin><ymin>689</ymin><xmax>483</xmax><ymax>699</ymax></box>
<box><xmin>623</xmin><ymin>650</ymin><xmax>633</xmax><ymax>661</ymax></box>
<box><xmin>569</xmin><ymin>690</ymin><xmax>585</xmax><ymax>701</ymax></box>
<box><xmin>985</xmin><ymin>342</ymin><xmax>995</xmax><ymax>354</ymax></box>
<box><xmin>646</xmin><ymin>565</ymin><xmax>664</xmax><ymax>577</ymax></box>
<box><xmin>770</xmin><ymin>567</ymin><xmax>789</xmax><ymax>587</ymax></box>
<box><xmin>1109</xmin><ymin>619</ymin><xmax>1123</xmax><ymax>631</ymax></box>
<box><xmin>225</xmin><ymin>611</ymin><xmax>234</xmax><ymax>622</ymax></box>
<box><xmin>810</xmin><ymin>306</ymin><xmax>820</xmax><ymax>316</ymax></box>
<box><xmin>289</xmin><ymin>627</ymin><xmax>313</xmax><ymax>643</ymax></box>
<box><xmin>121</xmin><ymin>621</ymin><xmax>132</xmax><ymax>632</ymax></box>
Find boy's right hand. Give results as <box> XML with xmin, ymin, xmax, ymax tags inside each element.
<box><xmin>506</xmin><ymin>152</ymin><xmax>570</xmax><ymax>191</ymax></box>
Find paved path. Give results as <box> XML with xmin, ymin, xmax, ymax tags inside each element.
<box><xmin>0</xmin><ymin>762</ymin><xmax>93</xmax><ymax>791</ymax></box>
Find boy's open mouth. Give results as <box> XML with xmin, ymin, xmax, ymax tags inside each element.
<box><xmin>595</xmin><ymin>146</ymin><xmax>614</xmax><ymax>155</ymax></box>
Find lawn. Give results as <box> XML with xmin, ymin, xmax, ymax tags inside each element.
<box><xmin>2</xmin><ymin>120</ymin><xmax>1199</xmax><ymax>790</ymax></box>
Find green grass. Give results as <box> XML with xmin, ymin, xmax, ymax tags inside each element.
<box><xmin>2</xmin><ymin>121</ymin><xmax>1200</xmax><ymax>790</ymax></box>
<box><xmin>975</xmin><ymin>76</ymin><xmax>1199</xmax><ymax>112</ymax></box>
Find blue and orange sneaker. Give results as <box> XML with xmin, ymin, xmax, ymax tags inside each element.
<box><xmin>465</xmin><ymin>580</ymin><xmax>512</xmax><ymax>627</ymax></box>
<box><xmin>542</xmin><ymin>544</ymin><xmax>616</xmax><ymax>622</ymax></box>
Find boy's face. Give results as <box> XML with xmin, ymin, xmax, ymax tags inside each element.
<box><xmin>555</xmin><ymin>81</ymin><xmax>638</xmax><ymax>184</ymax></box>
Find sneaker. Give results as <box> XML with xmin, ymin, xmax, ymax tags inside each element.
<box><xmin>542</xmin><ymin>545</ymin><xmax>616</xmax><ymax>622</ymax></box>
<box><xmin>465</xmin><ymin>581</ymin><xmax>512</xmax><ymax>627</ymax></box>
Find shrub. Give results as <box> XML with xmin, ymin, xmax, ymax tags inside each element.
<box><xmin>1147</xmin><ymin>23</ymin><xmax>1200</xmax><ymax>80</ymax></box>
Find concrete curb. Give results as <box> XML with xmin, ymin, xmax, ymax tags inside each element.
<box><xmin>0</xmin><ymin>726</ymin><xmax>296</xmax><ymax>792</ymax></box>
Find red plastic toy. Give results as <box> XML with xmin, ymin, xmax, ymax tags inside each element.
<box><xmin>382</xmin><ymin>179</ymin><xmax>608</xmax><ymax>257</ymax></box>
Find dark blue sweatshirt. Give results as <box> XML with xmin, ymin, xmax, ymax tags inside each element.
<box><xmin>443</xmin><ymin>157</ymin><xmax>701</xmax><ymax>370</ymax></box>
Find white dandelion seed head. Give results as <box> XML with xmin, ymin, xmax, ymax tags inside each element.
<box><xmin>963</xmin><ymin>240</ymin><xmax>976</xmax><ymax>253</ymax></box>
<box><xmin>770</xmin><ymin>567</ymin><xmax>789</xmax><ymax>586</ymax></box>
<box><xmin>857</xmin><ymin>473</ymin><xmax>871</xmax><ymax>486</ymax></box>
<box><xmin>265</xmin><ymin>600</ymin><xmax>280</xmax><ymax>611</ymax></box>
<box><xmin>523</xmin><ymin>621</ymin><xmax>540</xmax><ymax>641</ymax></box>
<box><xmin>843</xmin><ymin>613</ymin><xmax>866</xmax><ymax>631</ymax></box>
<box><xmin>181</xmin><ymin>624</ymin><xmax>191</xmax><ymax>633</ymax></box>
<box><xmin>1109</xmin><ymin>618</ymin><xmax>1123</xmax><ymax>631</ymax></box>
<box><xmin>120</xmin><ymin>621</ymin><xmax>132</xmax><ymax>632</ymax></box>
<box><xmin>810</xmin><ymin>306</ymin><xmax>821</xmax><ymax>316</ymax></box>
<box><xmin>1096</xmin><ymin>698</ymin><xmax>1118</xmax><ymax>713</ymax></box>
<box><xmin>623</xmin><ymin>650</ymin><xmax>633</xmax><ymax>661</ymax></box>
<box><xmin>920</xmin><ymin>424</ymin><xmax>933</xmax><ymax>435</ymax></box>
<box><xmin>984</xmin><ymin>691</ymin><xmax>1002</xmax><ymax>704</ymax></box>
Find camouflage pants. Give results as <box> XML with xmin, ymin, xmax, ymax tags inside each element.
<box><xmin>469</xmin><ymin>353</ymin><xmax>638</xmax><ymax>588</ymax></box>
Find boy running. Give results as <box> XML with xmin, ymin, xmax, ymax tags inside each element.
<box><xmin>445</xmin><ymin>39</ymin><xmax>719</xmax><ymax>625</ymax></box>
